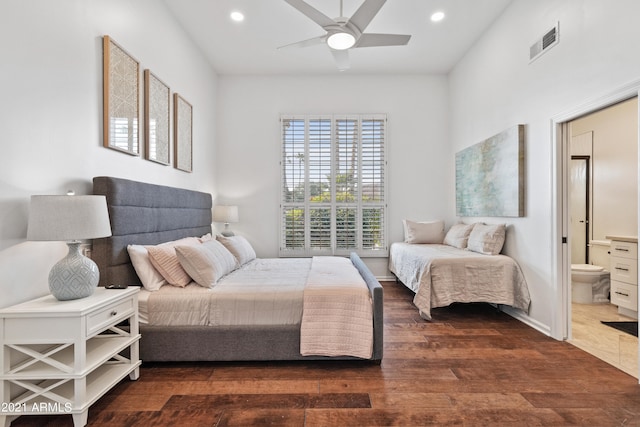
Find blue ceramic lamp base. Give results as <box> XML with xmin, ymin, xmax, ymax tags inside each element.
<box><xmin>49</xmin><ymin>242</ymin><xmax>99</xmax><ymax>301</ymax></box>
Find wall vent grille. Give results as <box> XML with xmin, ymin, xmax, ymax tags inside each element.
<box><xmin>530</xmin><ymin>23</ymin><xmax>559</xmax><ymax>63</ymax></box>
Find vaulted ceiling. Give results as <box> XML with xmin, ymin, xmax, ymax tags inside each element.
<box><xmin>164</xmin><ymin>0</ymin><xmax>512</xmax><ymax>75</ymax></box>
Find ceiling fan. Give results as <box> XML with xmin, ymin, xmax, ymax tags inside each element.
<box><xmin>281</xmin><ymin>0</ymin><xmax>411</xmax><ymax>70</ymax></box>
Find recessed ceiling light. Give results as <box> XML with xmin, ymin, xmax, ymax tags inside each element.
<box><xmin>431</xmin><ymin>11</ymin><xmax>445</xmax><ymax>22</ymax></box>
<box><xmin>230</xmin><ymin>11</ymin><xmax>245</xmax><ymax>22</ymax></box>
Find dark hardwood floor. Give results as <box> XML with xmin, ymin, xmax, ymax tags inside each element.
<box><xmin>10</xmin><ymin>281</ymin><xmax>640</xmax><ymax>426</ymax></box>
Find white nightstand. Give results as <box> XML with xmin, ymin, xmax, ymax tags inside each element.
<box><xmin>0</xmin><ymin>287</ymin><xmax>141</xmax><ymax>427</ymax></box>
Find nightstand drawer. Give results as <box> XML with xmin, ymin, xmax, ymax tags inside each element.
<box><xmin>610</xmin><ymin>240</ymin><xmax>638</xmax><ymax>260</ymax></box>
<box><xmin>610</xmin><ymin>257</ymin><xmax>638</xmax><ymax>285</ymax></box>
<box><xmin>610</xmin><ymin>280</ymin><xmax>638</xmax><ymax>311</ymax></box>
<box><xmin>87</xmin><ymin>298</ymin><xmax>134</xmax><ymax>335</ymax></box>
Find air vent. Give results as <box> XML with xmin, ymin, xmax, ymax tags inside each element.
<box><xmin>529</xmin><ymin>22</ymin><xmax>559</xmax><ymax>63</ymax></box>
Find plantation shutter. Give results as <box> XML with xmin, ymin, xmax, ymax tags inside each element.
<box><xmin>280</xmin><ymin>114</ymin><xmax>387</xmax><ymax>257</ymax></box>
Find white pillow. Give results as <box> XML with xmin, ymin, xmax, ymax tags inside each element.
<box><xmin>443</xmin><ymin>223</ymin><xmax>476</xmax><ymax>249</ymax></box>
<box><xmin>217</xmin><ymin>235</ymin><xmax>257</xmax><ymax>265</ymax></box>
<box><xmin>199</xmin><ymin>233</ymin><xmax>213</xmax><ymax>242</ymax></box>
<box><xmin>127</xmin><ymin>245</ymin><xmax>167</xmax><ymax>291</ymax></box>
<box><xmin>175</xmin><ymin>239</ymin><xmax>239</xmax><ymax>288</ymax></box>
<box><xmin>467</xmin><ymin>223</ymin><xmax>506</xmax><ymax>255</ymax></box>
<box><xmin>402</xmin><ymin>220</ymin><xmax>445</xmax><ymax>244</ymax></box>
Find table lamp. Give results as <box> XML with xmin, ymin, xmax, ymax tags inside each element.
<box><xmin>213</xmin><ymin>205</ymin><xmax>239</xmax><ymax>237</ymax></box>
<box><xmin>27</xmin><ymin>193</ymin><xmax>112</xmax><ymax>300</ymax></box>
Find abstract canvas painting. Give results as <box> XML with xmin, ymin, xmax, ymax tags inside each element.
<box><xmin>455</xmin><ymin>125</ymin><xmax>525</xmax><ymax>217</ymax></box>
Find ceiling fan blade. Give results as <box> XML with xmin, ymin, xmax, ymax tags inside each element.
<box><xmin>355</xmin><ymin>33</ymin><xmax>411</xmax><ymax>48</ymax></box>
<box><xmin>331</xmin><ymin>49</ymin><xmax>350</xmax><ymax>71</ymax></box>
<box><xmin>278</xmin><ymin>35</ymin><xmax>327</xmax><ymax>49</ymax></box>
<box><xmin>284</xmin><ymin>0</ymin><xmax>336</xmax><ymax>28</ymax></box>
<box><xmin>348</xmin><ymin>0</ymin><xmax>387</xmax><ymax>32</ymax></box>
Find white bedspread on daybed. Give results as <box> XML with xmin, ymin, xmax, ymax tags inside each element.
<box><xmin>389</xmin><ymin>242</ymin><xmax>530</xmax><ymax>320</ymax></box>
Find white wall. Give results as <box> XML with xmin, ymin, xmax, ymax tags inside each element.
<box><xmin>449</xmin><ymin>0</ymin><xmax>640</xmax><ymax>335</ymax></box>
<box><xmin>215</xmin><ymin>74</ymin><xmax>451</xmax><ymax>276</ymax></box>
<box><xmin>0</xmin><ymin>0</ymin><xmax>217</xmax><ymax>307</ymax></box>
<box><xmin>571</xmin><ymin>98</ymin><xmax>638</xmax><ymax>245</ymax></box>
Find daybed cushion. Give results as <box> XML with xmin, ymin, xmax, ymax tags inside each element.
<box><xmin>146</xmin><ymin>237</ymin><xmax>202</xmax><ymax>287</ymax></box>
<box><xmin>217</xmin><ymin>235</ymin><xmax>257</xmax><ymax>265</ymax></box>
<box><xmin>127</xmin><ymin>244</ymin><xmax>167</xmax><ymax>291</ymax></box>
<box><xmin>176</xmin><ymin>239</ymin><xmax>238</xmax><ymax>288</ymax></box>
<box><xmin>467</xmin><ymin>223</ymin><xmax>506</xmax><ymax>255</ymax></box>
<box><xmin>443</xmin><ymin>223</ymin><xmax>475</xmax><ymax>249</ymax></box>
<box><xmin>403</xmin><ymin>220</ymin><xmax>445</xmax><ymax>244</ymax></box>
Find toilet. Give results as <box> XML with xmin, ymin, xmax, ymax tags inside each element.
<box><xmin>571</xmin><ymin>264</ymin><xmax>610</xmax><ymax>304</ymax></box>
<box><xmin>571</xmin><ymin>239</ymin><xmax>612</xmax><ymax>304</ymax></box>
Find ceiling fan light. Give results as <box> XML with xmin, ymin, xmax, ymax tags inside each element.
<box><xmin>230</xmin><ymin>11</ymin><xmax>245</xmax><ymax>22</ymax></box>
<box><xmin>327</xmin><ymin>32</ymin><xmax>355</xmax><ymax>50</ymax></box>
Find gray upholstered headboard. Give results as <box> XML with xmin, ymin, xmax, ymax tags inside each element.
<box><xmin>92</xmin><ymin>176</ymin><xmax>212</xmax><ymax>287</ymax></box>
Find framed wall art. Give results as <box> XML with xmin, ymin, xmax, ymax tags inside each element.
<box><xmin>103</xmin><ymin>35</ymin><xmax>140</xmax><ymax>156</ymax></box>
<box><xmin>455</xmin><ymin>124</ymin><xmax>525</xmax><ymax>217</ymax></box>
<box><xmin>144</xmin><ymin>70</ymin><xmax>170</xmax><ymax>165</ymax></box>
<box><xmin>173</xmin><ymin>93</ymin><xmax>193</xmax><ymax>172</ymax></box>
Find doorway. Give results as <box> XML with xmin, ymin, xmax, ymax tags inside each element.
<box><xmin>553</xmin><ymin>88</ymin><xmax>639</xmax><ymax>380</ymax></box>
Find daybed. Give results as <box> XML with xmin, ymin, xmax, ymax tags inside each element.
<box><xmin>92</xmin><ymin>176</ymin><xmax>383</xmax><ymax>362</ymax></box>
<box><xmin>389</xmin><ymin>220</ymin><xmax>530</xmax><ymax>320</ymax></box>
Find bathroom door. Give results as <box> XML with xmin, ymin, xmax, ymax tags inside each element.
<box><xmin>570</xmin><ymin>156</ymin><xmax>590</xmax><ymax>264</ymax></box>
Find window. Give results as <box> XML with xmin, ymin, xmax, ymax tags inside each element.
<box><xmin>280</xmin><ymin>114</ymin><xmax>387</xmax><ymax>257</ymax></box>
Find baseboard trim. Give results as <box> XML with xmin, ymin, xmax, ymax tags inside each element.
<box><xmin>501</xmin><ymin>306</ymin><xmax>552</xmax><ymax>338</ymax></box>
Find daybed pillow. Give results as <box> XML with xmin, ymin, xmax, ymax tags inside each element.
<box><xmin>402</xmin><ymin>220</ymin><xmax>445</xmax><ymax>244</ymax></box>
<box><xmin>443</xmin><ymin>223</ymin><xmax>476</xmax><ymax>249</ymax></box>
<box><xmin>146</xmin><ymin>237</ymin><xmax>201</xmax><ymax>287</ymax></box>
<box><xmin>467</xmin><ymin>223</ymin><xmax>506</xmax><ymax>255</ymax></box>
<box><xmin>175</xmin><ymin>239</ymin><xmax>239</xmax><ymax>288</ymax></box>
<box><xmin>217</xmin><ymin>235</ymin><xmax>257</xmax><ymax>266</ymax></box>
<box><xmin>127</xmin><ymin>244</ymin><xmax>167</xmax><ymax>291</ymax></box>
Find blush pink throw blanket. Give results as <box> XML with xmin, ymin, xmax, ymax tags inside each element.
<box><xmin>300</xmin><ymin>256</ymin><xmax>373</xmax><ymax>358</ymax></box>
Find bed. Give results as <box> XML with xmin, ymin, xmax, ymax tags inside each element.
<box><xmin>92</xmin><ymin>176</ymin><xmax>383</xmax><ymax>362</ymax></box>
<box><xmin>389</xmin><ymin>220</ymin><xmax>530</xmax><ymax>320</ymax></box>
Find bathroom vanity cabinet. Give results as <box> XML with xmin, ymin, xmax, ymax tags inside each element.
<box><xmin>606</xmin><ymin>235</ymin><xmax>639</xmax><ymax>318</ymax></box>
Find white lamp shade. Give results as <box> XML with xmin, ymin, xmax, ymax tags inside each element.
<box><xmin>27</xmin><ymin>195</ymin><xmax>112</xmax><ymax>242</ymax></box>
<box><xmin>213</xmin><ymin>205</ymin><xmax>239</xmax><ymax>223</ymax></box>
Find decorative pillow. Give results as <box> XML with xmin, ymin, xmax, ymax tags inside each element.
<box><xmin>402</xmin><ymin>220</ymin><xmax>445</xmax><ymax>244</ymax></box>
<box><xmin>443</xmin><ymin>223</ymin><xmax>476</xmax><ymax>249</ymax></box>
<box><xmin>175</xmin><ymin>239</ymin><xmax>239</xmax><ymax>288</ymax></box>
<box><xmin>146</xmin><ymin>237</ymin><xmax>201</xmax><ymax>287</ymax></box>
<box><xmin>467</xmin><ymin>223</ymin><xmax>506</xmax><ymax>255</ymax></box>
<box><xmin>127</xmin><ymin>245</ymin><xmax>167</xmax><ymax>291</ymax></box>
<box><xmin>217</xmin><ymin>235</ymin><xmax>257</xmax><ymax>265</ymax></box>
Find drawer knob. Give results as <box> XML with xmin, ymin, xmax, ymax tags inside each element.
<box><xmin>615</xmin><ymin>248</ymin><xmax>629</xmax><ymax>252</ymax></box>
<box><xmin>111</xmin><ymin>311</ymin><xmax>118</xmax><ymax>316</ymax></box>
<box><xmin>615</xmin><ymin>267</ymin><xmax>630</xmax><ymax>272</ymax></box>
<box><xmin>615</xmin><ymin>291</ymin><xmax>630</xmax><ymax>297</ymax></box>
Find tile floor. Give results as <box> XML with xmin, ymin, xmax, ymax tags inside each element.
<box><xmin>570</xmin><ymin>302</ymin><xmax>638</xmax><ymax>378</ymax></box>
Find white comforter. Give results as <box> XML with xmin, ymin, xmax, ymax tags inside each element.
<box><xmin>139</xmin><ymin>258</ymin><xmax>310</xmax><ymax>326</ymax></box>
<box><xmin>389</xmin><ymin>243</ymin><xmax>530</xmax><ymax>320</ymax></box>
